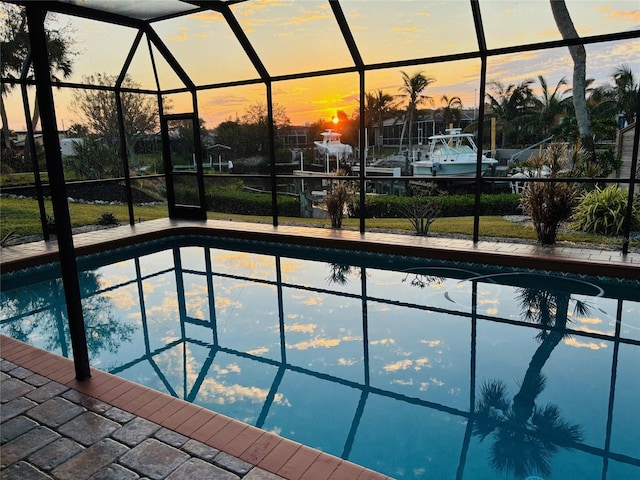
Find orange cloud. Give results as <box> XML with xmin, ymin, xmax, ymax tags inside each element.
<box><xmin>391</xmin><ymin>26</ymin><xmax>420</xmax><ymax>33</ymax></box>
<box><xmin>564</xmin><ymin>338</ymin><xmax>608</xmax><ymax>350</ymax></box>
<box><xmin>610</xmin><ymin>10</ymin><xmax>640</xmax><ymax>22</ymax></box>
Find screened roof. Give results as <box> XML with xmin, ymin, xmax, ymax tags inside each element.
<box><xmin>3</xmin><ymin>0</ymin><xmax>639</xmax><ymax>129</ymax></box>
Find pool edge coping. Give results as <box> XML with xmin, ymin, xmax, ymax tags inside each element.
<box><xmin>1</xmin><ymin>218</ymin><xmax>638</xmax><ymax>279</ymax></box>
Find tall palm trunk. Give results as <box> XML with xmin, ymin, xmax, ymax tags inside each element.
<box><xmin>0</xmin><ymin>94</ymin><xmax>11</xmax><ymax>149</ymax></box>
<box><xmin>512</xmin><ymin>293</ymin><xmax>570</xmax><ymax>422</ymax></box>
<box><xmin>550</xmin><ymin>0</ymin><xmax>595</xmax><ymax>163</ymax></box>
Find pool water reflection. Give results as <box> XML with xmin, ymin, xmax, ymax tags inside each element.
<box><xmin>1</xmin><ymin>237</ymin><xmax>639</xmax><ymax>479</ymax></box>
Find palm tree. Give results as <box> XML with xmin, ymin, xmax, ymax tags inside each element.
<box><xmin>473</xmin><ymin>284</ymin><xmax>588</xmax><ymax>478</ymax></box>
<box><xmin>612</xmin><ymin>64</ymin><xmax>638</xmax><ymax>127</ymax></box>
<box><xmin>365</xmin><ymin>89</ymin><xmax>396</xmax><ymax>156</ymax></box>
<box><xmin>398</xmin><ymin>71</ymin><xmax>435</xmax><ymax>151</ymax></box>
<box><xmin>0</xmin><ymin>4</ymin><xmax>75</xmax><ymax>150</ymax></box>
<box><xmin>550</xmin><ymin>0</ymin><xmax>595</xmax><ymax>162</ymax></box>
<box><xmin>533</xmin><ymin>75</ymin><xmax>570</xmax><ymax>138</ymax></box>
<box><xmin>438</xmin><ymin>95</ymin><xmax>463</xmax><ymax>130</ymax></box>
<box><xmin>485</xmin><ymin>79</ymin><xmax>535</xmax><ymax>148</ymax></box>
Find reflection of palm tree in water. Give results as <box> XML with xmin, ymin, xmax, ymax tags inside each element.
<box><xmin>473</xmin><ymin>287</ymin><xmax>589</xmax><ymax>479</ymax></box>
<box><xmin>326</xmin><ymin>264</ymin><xmax>355</xmax><ymax>285</ymax></box>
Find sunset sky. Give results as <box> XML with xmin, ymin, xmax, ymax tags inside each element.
<box><xmin>3</xmin><ymin>0</ymin><xmax>639</xmax><ymax>131</ymax></box>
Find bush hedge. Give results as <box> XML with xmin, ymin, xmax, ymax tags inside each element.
<box><xmin>349</xmin><ymin>193</ymin><xmax>522</xmax><ymax>218</ymax></box>
<box><xmin>205</xmin><ymin>187</ymin><xmax>299</xmax><ymax>216</ymax></box>
<box><xmin>175</xmin><ymin>184</ymin><xmax>521</xmax><ymax>219</ymax></box>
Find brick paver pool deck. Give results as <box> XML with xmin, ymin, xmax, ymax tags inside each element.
<box><xmin>1</xmin><ymin>219</ymin><xmax>638</xmax><ymax>479</ymax></box>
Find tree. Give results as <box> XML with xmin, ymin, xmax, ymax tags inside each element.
<box><xmin>550</xmin><ymin>0</ymin><xmax>595</xmax><ymax>162</ymax></box>
<box><xmin>398</xmin><ymin>71</ymin><xmax>435</xmax><ymax>150</ymax></box>
<box><xmin>365</xmin><ymin>89</ymin><xmax>396</xmax><ymax>155</ymax></box>
<box><xmin>241</xmin><ymin>101</ymin><xmax>290</xmax><ymax>131</ymax></box>
<box><xmin>1</xmin><ymin>3</ymin><xmax>76</xmax><ymax>149</ymax></box>
<box><xmin>438</xmin><ymin>95</ymin><xmax>463</xmax><ymax>130</ymax></box>
<box><xmin>486</xmin><ymin>79</ymin><xmax>535</xmax><ymax>148</ymax></box>
<box><xmin>473</xmin><ymin>284</ymin><xmax>587</xmax><ymax>479</ymax></box>
<box><xmin>71</xmin><ymin>73</ymin><xmax>159</xmax><ymax>167</ymax></box>
<box><xmin>612</xmin><ymin>64</ymin><xmax>638</xmax><ymax>127</ymax></box>
<box><xmin>533</xmin><ymin>75</ymin><xmax>570</xmax><ymax>138</ymax></box>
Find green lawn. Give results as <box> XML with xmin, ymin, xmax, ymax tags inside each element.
<box><xmin>1</xmin><ymin>196</ymin><xmax>635</xmax><ymax>249</ymax></box>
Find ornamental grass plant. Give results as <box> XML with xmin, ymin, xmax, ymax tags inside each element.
<box><xmin>570</xmin><ymin>185</ymin><xmax>640</xmax><ymax>235</ymax></box>
<box><xmin>519</xmin><ymin>144</ymin><xmax>581</xmax><ymax>245</ymax></box>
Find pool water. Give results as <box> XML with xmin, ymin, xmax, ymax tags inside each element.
<box><xmin>1</xmin><ymin>237</ymin><xmax>639</xmax><ymax>479</ymax></box>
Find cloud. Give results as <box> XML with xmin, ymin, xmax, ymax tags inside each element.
<box><xmin>414</xmin><ymin>357</ymin><xmax>430</xmax><ymax>368</ymax></box>
<box><xmin>216</xmin><ymin>296</ymin><xmax>243</xmax><ymax>312</ymax></box>
<box><xmin>192</xmin><ymin>11</ymin><xmax>225</xmax><ymax>22</ymax></box>
<box><xmin>371</xmin><ymin>338</ymin><xmax>396</xmax><ymax>346</ymax></box>
<box><xmin>430</xmin><ymin>377</ymin><xmax>444</xmax><ymax>387</ymax></box>
<box><xmin>286</xmin><ymin>323</ymin><xmax>317</xmax><ymax>333</ymax></box>
<box><xmin>383</xmin><ymin>359</ymin><xmax>413</xmax><ymax>372</ymax></box>
<box><xmin>102</xmin><ymin>288</ymin><xmax>137</xmax><ymax>310</ymax></box>
<box><xmin>420</xmin><ymin>340</ymin><xmax>442</xmax><ymax>347</ymax></box>
<box><xmin>577</xmin><ymin>316</ymin><xmax>602</xmax><ymax>325</ymax></box>
<box><xmin>564</xmin><ymin>338</ymin><xmax>608</xmax><ymax>350</ymax></box>
<box><xmin>609</xmin><ymin>9</ymin><xmax>640</xmax><ymax>23</ymax></box>
<box><xmin>391</xmin><ymin>379</ymin><xmax>414</xmax><ymax>386</ymax></box>
<box><xmin>301</xmin><ymin>295</ymin><xmax>324</xmax><ymax>306</ymax></box>
<box><xmin>391</xmin><ymin>26</ymin><xmax>420</xmax><ymax>33</ymax></box>
<box><xmin>247</xmin><ymin>347</ymin><xmax>269</xmax><ymax>356</ymax></box>
<box><xmin>212</xmin><ymin>363</ymin><xmax>241</xmax><ymax>375</ymax></box>
<box><xmin>97</xmin><ymin>274</ymin><xmax>131</xmax><ymax>289</ymax></box>
<box><xmin>168</xmin><ymin>31</ymin><xmax>189</xmax><ymax>42</ymax></box>
<box><xmin>338</xmin><ymin>358</ymin><xmax>357</xmax><ymax>366</ymax></box>
<box><xmin>287</xmin><ymin>337</ymin><xmax>340</xmax><ymax>350</ymax></box>
<box><xmin>286</xmin><ymin>13</ymin><xmax>332</xmax><ymax>26</ymax></box>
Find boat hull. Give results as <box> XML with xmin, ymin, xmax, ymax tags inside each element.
<box><xmin>413</xmin><ymin>158</ymin><xmax>497</xmax><ymax>176</ymax></box>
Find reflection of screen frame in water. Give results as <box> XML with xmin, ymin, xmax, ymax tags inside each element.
<box><xmin>1</xmin><ymin>236</ymin><xmax>639</xmax><ymax>479</ymax></box>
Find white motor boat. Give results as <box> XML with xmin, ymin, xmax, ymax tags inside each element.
<box><xmin>411</xmin><ymin>128</ymin><xmax>497</xmax><ymax>176</ymax></box>
<box><xmin>314</xmin><ymin>130</ymin><xmax>353</xmax><ymax>172</ymax></box>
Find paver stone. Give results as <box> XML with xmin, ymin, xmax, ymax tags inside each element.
<box><xmin>112</xmin><ymin>417</ymin><xmax>160</xmax><ymax>446</ymax></box>
<box><xmin>215</xmin><ymin>451</ymin><xmax>253</xmax><ymax>476</ymax></box>
<box><xmin>58</xmin><ymin>411</ymin><xmax>120</xmax><ymax>446</ymax></box>
<box><xmin>166</xmin><ymin>458</ymin><xmax>240</xmax><ymax>480</ymax></box>
<box><xmin>1</xmin><ymin>377</ymin><xmax>35</xmax><ymax>403</ymax></box>
<box><xmin>120</xmin><ymin>438</ymin><xmax>190</xmax><ymax>480</ymax></box>
<box><xmin>1</xmin><ymin>415</ymin><xmax>38</xmax><ymax>444</ymax></box>
<box><xmin>87</xmin><ymin>463</ymin><xmax>140</xmax><ymax>480</ymax></box>
<box><xmin>0</xmin><ymin>426</ymin><xmax>59</xmax><ymax>468</ymax></box>
<box><xmin>27</xmin><ymin>397</ymin><xmax>85</xmax><ymax>427</ymax></box>
<box><xmin>51</xmin><ymin>438</ymin><xmax>128</xmax><ymax>480</ymax></box>
<box><xmin>1</xmin><ymin>397</ymin><xmax>37</xmax><ymax>422</ymax></box>
<box><xmin>0</xmin><ymin>460</ymin><xmax>53</xmax><ymax>480</ymax></box>
<box><xmin>28</xmin><ymin>437</ymin><xmax>84</xmax><ymax>471</ymax></box>
<box><xmin>154</xmin><ymin>427</ymin><xmax>189</xmax><ymax>447</ymax></box>
<box><xmin>182</xmin><ymin>439</ymin><xmax>220</xmax><ymax>462</ymax></box>
<box><xmin>26</xmin><ymin>381</ymin><xmax>68</xmax><ymax>403</ymax></box>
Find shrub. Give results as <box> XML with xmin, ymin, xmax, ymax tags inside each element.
<box><xmin>1</xmin><ymin>229</ymin><xmax>19</xmax><ymax>247</ymax></box>
<box><xmin>205</xmin><ymin>187</ymin><xmax>298</xmax><ymax>217</ymax></box>
<box><xmin>325</xmin><ymin>173</ymin><xmax>356</xmax><ymax>228</ymax></box>
<box><xmin>97</xmin><ymin>212</ymin><xmax>119</xmax><ymax>226</ymax></box>
<box><xmin>349</xmin><ymin>193</ymin><xmax>521</xmax><ymax>218</ymax></box>
<box><xmin>570</xmin><ymin>185</ymin><xmax>640</xmax><ymax>235</ymax></box>
<box><xmin>64</xmin><ymin>137</ymin><xmax>123</xmax><ymax>179</ymax></box>
<box><xmin>396</xmin><ymin>196</ymin><xmax>441</xmax><ymax>235</ymax></box>
<box><xmin>519</xmin><ymin>144</ymin><xmax>581</xmax><ymax>245</ymax></box>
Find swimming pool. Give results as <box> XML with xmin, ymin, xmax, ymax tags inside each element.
<box><xmin>1</xmin><ymin>236</ymin><xmax>639</xmax><ymax>479</ymax></box>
